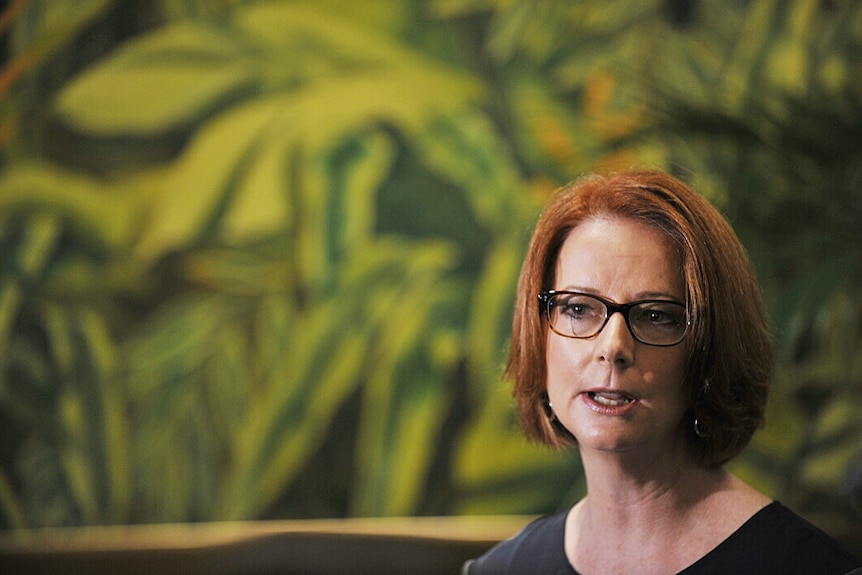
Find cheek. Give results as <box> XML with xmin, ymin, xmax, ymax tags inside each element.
<box><xmin>545</xmin><ymin>335</ymin><xmax>584</xmax><ymax>398</ymax></box>
<box><xmin>545</xmin><ymin>337</ymin><xmax>563</xmax><ymax>398</ymax></box>
<box><xmin>666</xmin><ymin>347</ymin><xmax>688</xmax><ymax>387</ymax></box>
<box><xmin>643</xmin><ymin>349</ymin><xmax>689</xmax><ymax>401</ymax></box>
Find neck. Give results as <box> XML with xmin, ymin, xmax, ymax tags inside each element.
<box><xmin>577</xmin><ymin>444</ymin><xmax>726</xmax><ymax>528</ymax></box>
<box><xmin>567</xmin><ymin>447</ymin><xmax>771</xmax><ymax>575</ymax></box>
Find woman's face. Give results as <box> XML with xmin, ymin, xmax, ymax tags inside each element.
<box><xmin>546</xmin><ymin>216</ymin><xmax>690</xmax><ymax>460</ymax></box>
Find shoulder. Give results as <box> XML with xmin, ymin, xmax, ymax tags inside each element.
<box><xmin>690</xmin><ymin>501</ymin><xmax>861</xmax><ymax>574</ymax></box>
<box><xmin>463</xmin><ymin>510</ymin><xmax>574</xmax><ymax>575</ymax></box>
<box><xmin>754</xmin><ymin>501</ymin><xmax>860</xmax><ymax>566</ymax></box>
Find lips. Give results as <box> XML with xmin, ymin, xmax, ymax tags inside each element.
<box><xmin>587</xmin><ymin>391</ymin><xmax>634</xmax><ymax>407</ymax></box>
<box><xmin>581</xmin><ymin>389</ymin><xmax>638</xmax><ymax>414</ymax></box>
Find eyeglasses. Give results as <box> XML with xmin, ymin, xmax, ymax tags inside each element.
<box><xmin>538</xmin><ymin>290</ymin><xmax>689</xmax><ymax>347</ymax></box>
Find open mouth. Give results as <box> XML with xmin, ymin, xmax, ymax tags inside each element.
<box><xmin>588</xmin><ymin>391</ymin><xmax>634</xmax><ymax>407</ymax></box>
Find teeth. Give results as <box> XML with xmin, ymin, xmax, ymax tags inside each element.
<box><xmin>589</xmin><ymin>392</ymin><xmax>632</xmax><ymax>406</ymax></box>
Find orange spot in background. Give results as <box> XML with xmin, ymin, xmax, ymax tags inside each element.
<box><xmin>536</xmin><ymin>116</ymin><xmax>579</xmax><ymax>165</ymax></box>
<box><xmin>583</xmin><ymin>71</ymin><xmax>615</xmax><ymax>117</ymax></box>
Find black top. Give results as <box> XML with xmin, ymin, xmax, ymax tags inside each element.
<box><xmin>464</xmin><ymin>501</ymin><xmax>861</xmax><ymax>575</ymax></box>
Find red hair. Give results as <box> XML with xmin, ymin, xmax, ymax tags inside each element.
<box><xmin>507</xmin><ymin>170</ymin><xmax>773</xmax><ymax>467</ymax></box>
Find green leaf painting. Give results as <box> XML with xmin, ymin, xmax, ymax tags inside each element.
<box><xmin>0</xmin><ymin>0</ymin><xmax>860</xmax><ymax>531</ymax></box>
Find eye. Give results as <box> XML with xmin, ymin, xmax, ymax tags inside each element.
<box><xmin>556</xmin><ymin>296</ymin><xmax>601</xmax><ymax>320</ymax></box>
<box><xmin>648</xmin><ymin>310</ymin><xmax>674</xmax><ymax>324</ymax></box>
<box><xmin>634</xmin><ymin>303</ymin><xmax>685</xmax><ymax>329</ymax></box>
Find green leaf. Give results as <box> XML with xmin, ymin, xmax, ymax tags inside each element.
<box><xmin>135</xmin><ymin>53</ymin><xmax>479</xmax><ymax>263</ymax></box>
<box><xmin>80</xmin><ymin>310</ymin><xmax>131</xmax><ymax>523</ymax></box>
<box><xmin>323</xmin><ymin>131</ymin><xmax>398</xmax><ymax>262</ymax></box>
<box><xmin>133</xmin><ymin>97</ymin><xmax>281</xmax><ymax>262</ymax></box>
<box><xmin>351</xmin><ymin>276</ymin><xmax>458</xmax><ymax>516</ymax></box>
<box><xmin>0</xmin><ymin>469</ymin><xmax>26</xmax><ymax>528</ymax></box>
<box><xmin>10</xmin><ymin>0</ymin><xmax>115</xmax><ymax>56</ymax></box>
<box><xmin>413</xmin><ymin>111</ymin><xmax>526</xmax><ymax>233</ymax></box>
<box><xmin>59</xmin><ymin>387</ymin><xmax>100</xmax><ymax>524</ymax></box>
<box><xmin>0</xmin><ymin>164</ymin><xmax>141</xmax><ymax>253</ymax></box>
<box><xmin>53</xmin><ymin>22</ymin><xmax>260</xmax><ymax>135</ymax></box>
<box><xmin>217</xmin><ymin>239</ymin><xmax>455</xmax><ymax>519</ymax></box>
<box><xmin>0</xmin><ymin>283</ymin><xmax>22</xmax><ymax>371</ymax></box>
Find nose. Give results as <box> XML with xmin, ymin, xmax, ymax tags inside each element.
<box><xmin>596</xmin><ymin>312</ymin><xmax>634</xmax><ymax>366</ymax></box>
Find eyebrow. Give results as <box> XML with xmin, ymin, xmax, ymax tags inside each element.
<box><xmin>558</xmin><ymin>286</ymin><xmax>684</xmax><ymax>303</ymax></box>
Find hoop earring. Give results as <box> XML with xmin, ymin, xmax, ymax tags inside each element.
<box><xmin>694</xmin><ymin>417</ymin><xmax>707</xmax><ymax>438</ymax></box>
<box><xmin>543</xmin><ymin>399</ymin><xmax>557</xmax><ymax>422</ymax></box>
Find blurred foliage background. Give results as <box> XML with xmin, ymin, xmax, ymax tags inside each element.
<box><xmin>0</xmin><ymin>0</ymin><xmax>860</xmax><ymax>531</ymax></box>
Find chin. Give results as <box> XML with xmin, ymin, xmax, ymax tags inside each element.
<box><xmin>568</xmin><ymin>425</ymin><xmax>639</xmax><ymax>453</ymax></box>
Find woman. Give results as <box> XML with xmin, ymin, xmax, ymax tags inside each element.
<box><xmin>464</xmin><ymin>171</ymin><xmax>861</xmax><ymax>574</ymax></box>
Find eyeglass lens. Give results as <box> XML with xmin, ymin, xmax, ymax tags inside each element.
<box><xmin>545</xmin><ymin>292</ymin><xmax>687</xmax><ymax>346</ymax></box>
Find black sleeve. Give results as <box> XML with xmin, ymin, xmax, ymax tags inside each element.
<box><xmin>682</xmin><ymin>502</ymin><xmax>861</xmax><ymax>575</ymax></box>
<box><xmin>462</xmin><ymin>512</ymin><xmax>574</xmax><ymax>575</ymax></box>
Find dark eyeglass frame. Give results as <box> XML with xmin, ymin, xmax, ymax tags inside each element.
<box><xmin>537</xmin><ymin>290</ymin><xmax>690</xmax><ymax>347</ymax></box>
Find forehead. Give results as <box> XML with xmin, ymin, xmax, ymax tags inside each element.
<box><xmin>554</xmin><ymin>216</ymin><xmax>684</xmax><ymax>298</ymax></box>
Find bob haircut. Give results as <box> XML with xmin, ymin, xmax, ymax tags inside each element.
<box><xmin>507</xmin><ymin>170</ymin><xmax>773</xmax><ymax>467</ymax></box>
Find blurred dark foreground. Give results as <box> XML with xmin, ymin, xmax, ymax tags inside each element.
<box><xmin>1</xmin><ymin>513</ymin><xmax>860</xmax><ymax>575</ymax></box>
<box><xmin>0</xmin><ymin>515</ymin><xmax>527</xmax><ymax>575</ymax></box>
